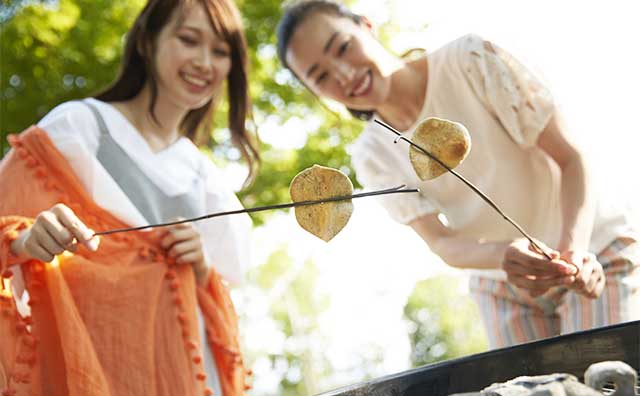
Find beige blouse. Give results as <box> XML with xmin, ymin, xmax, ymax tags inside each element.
<box><xmin>350</xmin><ymin>34</ymin><xmax>633</xmax><ymax>279</ymax></box>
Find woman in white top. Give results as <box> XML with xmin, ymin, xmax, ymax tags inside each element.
<box><xmin>276</xmin><ymin>0</ymin><xmax>639</xmax><ymax>348</ymax></box>
<box><xmin>1</xmin><ymin>0</ymin><xmax>257</xmax><ymax>395</ymax></box>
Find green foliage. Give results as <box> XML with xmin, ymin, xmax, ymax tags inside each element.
<box><xmin>404</xmin><ymin>275</ymin><xmax>488</xmax><ymax>367</ymax></box>
<box><xmin>1</xmin><ymin>0</ymin><xmax>145</xmax><ymax>154</ymax></box>
<box><xmin>244</xmin><ymin>246</ymin><xmax>331</xmax><ymax>395</ymax></box>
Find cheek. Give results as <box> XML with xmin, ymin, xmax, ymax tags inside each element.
<box><xmin>296</xmin><ymin>73</ymin><xmax>335</xmax><ymax>98</ymax></box>
<box><xmin>319</xmin><ymin>81</ymin><xmax>346</xmax><ymax>100</ymax></box>
<box><xmin>217</xmin><ymin>59</ymin><xmax>232</xmax><ymax>79</ymax></box>
<box><xmin>156</xmin><ymin>43</ymin><xmax>184</xmax><ymax>71</ymax></box>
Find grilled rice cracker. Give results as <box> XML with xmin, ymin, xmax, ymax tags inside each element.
<box><xmin>290</xmin><ymin>165</ymin><xmax>354</xmax><ymax>242</ymax></box>
<box><xmin>409</xmin><ymin>117</ymin><xmax>471</xmax><ymax>180</ymax></box>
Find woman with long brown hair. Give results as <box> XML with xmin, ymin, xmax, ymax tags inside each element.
<box><xmin>0</xmin><ymin>0</ymin><xmax>258</xmax><ymax>395</ymax></box>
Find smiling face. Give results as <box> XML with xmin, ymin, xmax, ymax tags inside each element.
<box><xmin>152</xmin><ymin>2</ymin><xmax>232</xmax><ymax>111</ymax></box>
<box><xmin>285</xmin><ymin>12</ymin><xmax>393</xmax><ymax>112</ymax></box>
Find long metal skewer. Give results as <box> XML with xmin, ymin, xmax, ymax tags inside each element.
<box><xmin>94</xmin><ymin>184</ymin><xmax>419</xmax><ymax>236</ymax></box>
<box><xmin>374</xmin><ymin>119</ymin><xmax>553</xmax><ymax>260</ymax></box>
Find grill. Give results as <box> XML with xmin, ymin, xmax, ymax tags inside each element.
<box><xmin>317</xmin><ymin>321</ymin><xmax>640</xmax><ymax>396</ymax></box>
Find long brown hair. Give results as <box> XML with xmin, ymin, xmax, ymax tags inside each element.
<box><xmin>97</xmin><ymin>0</ymin><xmax>259</xmax><ymax>183</ymax></box>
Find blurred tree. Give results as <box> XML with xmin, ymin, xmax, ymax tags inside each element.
<box><xmin>0</xmin><ymin>0</ymin><xmax>55</xmax><ymax>23</ymax></box>
<box><xmin>404</xmin><ymin>275</ymin><xmax>488</xmax><ymax>367</ymax></box>
<box><xmin>237</xmin><ymin>245</ymin><xmax>389</xmax><ymax>395</ymax></box>
<box><xmin>239</xmin><ymin>246</ymin><xmax>330</xmax><ymax>395</ymax></box>
<box><xmin>1</xmin><ymin>0</ymin><xmax>146</xmax><ymax>154</ymax></box>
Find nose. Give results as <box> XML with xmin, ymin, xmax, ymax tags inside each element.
<box><xmin>192</xmin><ymin>48</ymin><xmax>214</xmax><ymax>74</ymax></box>
<box><xmin>331</xmin><ymin>59</ymin><xmax>355</xmax><ymax>87</ymax></box>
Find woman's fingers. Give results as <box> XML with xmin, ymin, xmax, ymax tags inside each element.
<box><xmin>582</xmin><ymin>259</ymin><xmax>606</xmax><ymax>298</ymax></box>
<box><xmin>564</xmin><ymin>252</ymin><xmax>606</xmax><ymax>299</ymax></box>
<box><xmin>23</xmin><ymin>235</ymin><xmax>55</xmax><ymax>262</ymax></box>
<box><xmin>168</xmin><ymin>239</ymin><xmax>200</xmax><ymax>259</ymax></box>
<box><xmin>34</xmin><ymin>228</ymin><xmax>66</xmax><ymax>257</ymax></box>
<box><xmin>53</xmin><ymin>204</ymin><xmax>99</xmax><ymax>251</ymax></box>
<box><xmin>507</xmin><ymin>273</ymin><xmax>575</xmax><ymax>291</ymax></box>
<box><xmin>592</xmin><ymin>273</ymin><xmax>606</xmax><ymax>298</ymax></box>
<box><xmin>159</xmin><ymin>222</ymin><xmax>208</xmax><ymax>284</ymax></box>
<box><xmin>20</xmin><ymin>204</ymin><xmax>99</xmax><ymax>262</ymax></box>
<box><xmin>37</xmin><ymin>212</ymin><xmax>74</xmax><ymax>248</ymax></box>
<box><xmin>160</xmin><ymin>226</ymin><xmax>198</xmax><ymax>250</ymax></box>
<box><xmin>503</xmin><ymin>259</ymin><xmax>574</xmax><ymax>277</ymax></box>
<box><xmin>175</xmin><ymin>250</ymin><xmax>203</xmax><ymax>265</ymax></box>
<box><xmin>585</xmin><ymin>270</ymin><xmax>599</xmax><ymax>295</ymax></box>
<box><xmin>502</xmin><ymin>240</ymin><xmax>574</xmax><ymax>285</ymax></box>
<box><xmin>158</xmin><ymin>221</ymin><xmax>207</xmax><ymax>284</ymax></box>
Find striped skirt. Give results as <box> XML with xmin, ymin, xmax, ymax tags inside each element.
<box><xmin>469</xmin><ymin>236</ymin><xmax>640</xmax><ymax>348</ymax></box>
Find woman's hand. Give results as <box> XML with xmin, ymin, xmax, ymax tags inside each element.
<box><xmin>502</xmin><ymin>238</ymin><xmax>576</xmax><ymax>297</ymax></box>
<box><xmin>160</xmin><ymin>222</ymin><xmax>208</xmax><ymax>285</ymax></box>
<box><xmin>560</xmin><ymin>250</ymin><xmax>606</xmax><ymax>299</ymax></box>
<box><xmin>10</xmin><ymin>203</ymin><xmax>100</xmax><ymax>262</ymax></box>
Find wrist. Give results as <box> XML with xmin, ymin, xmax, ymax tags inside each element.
<box><xmin>558</xmin><ymin>228</ymin><xmax>592</xmax><ymax>253</ymax></box>
<box><xmin>194</xmin><ymin>261</ymin><xmax>209</xmax><ymax>285</ymax></box>
<box><xmin>495</xmin><ymin>240</ymin><xmax>512</xmax><ymax>263</ymax></box>
<box><xmin>9</xmin><ymin>229</ymin><xmax>29</xmax><ymax>259</ymax></box>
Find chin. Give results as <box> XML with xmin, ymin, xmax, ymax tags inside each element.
<box><xmin>348</xmin><ymin>98</ymin><xmax>381</xmax><ymax>112</ymax></box>
<box><xmin>176</xmin><ymin>96</ymin><xmax>213</xmax><ymax>112</ymax></box>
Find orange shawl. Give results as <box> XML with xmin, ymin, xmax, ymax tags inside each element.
<box><xmin>0</xmin><ymin>127</ymin><xmax>250</xmax><ymax>396</ymax></box>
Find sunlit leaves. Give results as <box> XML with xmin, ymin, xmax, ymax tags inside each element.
<box><xmin>404</xmin><ymin>275</ymin><xmax>488</xmax><ymax>367</ymax></box>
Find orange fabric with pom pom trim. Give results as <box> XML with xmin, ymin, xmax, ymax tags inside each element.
<box><xmin>0</xmin><ymin>127</ymin><xmax>248</xmax><ymax>396</ymax></box>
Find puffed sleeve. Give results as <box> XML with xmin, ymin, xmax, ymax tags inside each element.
<box><xmin>351</xmin><ymin>133</ymin><xmax>438</xmax><ymax>224</ymax></box>
<box><xmin>197</xmin><ymin>160</ymin><xmax>251</xmax><ymax>286</ymax></box>
<box><xmin>37</xmin><ymin>100</ymin><xmax>101</xmax><ymax>153</ymax></box>
<box><xmin>37</xmin><ymin>100</ymin><xmax>103</xmax><ymax>194</ymax></box>
<box><xmin>462</xmin><ymin>34</ymin><xmax>555</xmax><ymax>148</ymax></box>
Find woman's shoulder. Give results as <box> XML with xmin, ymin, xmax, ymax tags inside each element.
<box><xmin>451</xmin><ymin>33</ymin><xmax>507</xmax><ymax>65</ymax></box>
<box><xmin>446</xmin><ymin>33</ymin><xmax>487</xmax><ymax>51</ymax></box>
<box><xmin>38</xmin><ymin>99</ymin><xmax>97</xmax><ymax>129</ymax></box>
<box><xmin>432</xmin><ymin>33</ymin><xmax>487</xmax><ymax>63</ymax></box>
<box><xmin>420</xmin><ymin>34</ymin><xmax>484</xmax><ymax>82</ymax></box>
<box><xmin>37</xmin><ymin>99</ymin><xmax>102</xmax><ymax>150</ymax></box>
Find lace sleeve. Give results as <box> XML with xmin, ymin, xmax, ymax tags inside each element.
<box><xmin>463</xmin><ymin>34</ymin><xmax>555</xmax><ymax>148</ymax></box>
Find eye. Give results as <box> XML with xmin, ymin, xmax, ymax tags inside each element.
<box><xmin>316</xmin><ymin>71</ymin><xmax>328</xmax><ymax>85</ymax></box>
<box><xmin>337</xmin><ymin>39</ymin><xmax>350</xmax><ymax>57</ymax></box>
<box><xmin>179</xmin><ymin>35</ymin><xmax>198</xmax><ymax>46</ymax></box>
<box><xmin>213</xmin><ymin>47</ymin><xmax>230</xmax><ymax>57</ymax></box>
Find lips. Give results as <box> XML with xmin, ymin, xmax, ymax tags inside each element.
<box><xmin>180</xmin><ymin>72</ymin><xmax>211</xmax><ymax>89</ymax></box>
<box><xmin>349</xmin><ymin>70</ymin><xmax>372</xmax><ymax>97</ymax></box>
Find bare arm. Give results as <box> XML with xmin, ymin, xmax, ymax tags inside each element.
<box><xmin>409</xmin><ymin>199</ymin><xmax>575</xmax><ymax>295</ymax></box>
<box><xmin>409</xmin><ymin>213</ymin><xmax>512</xmax><ymax>270</ymax></box>
<box><xmin>536</xmin><ymin>112</ymin><xmax>595</xmax><ymax>253</ymax></box>
<box><xmin>536</xmin><ymin>112</ymin><xmax>604</xmax><ymax>298</ymax></box>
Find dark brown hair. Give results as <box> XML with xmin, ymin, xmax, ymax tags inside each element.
<box><xmin>97</xmin><ymin>0</ymin><xmax>259</xmax><ymax>183</ymax></box>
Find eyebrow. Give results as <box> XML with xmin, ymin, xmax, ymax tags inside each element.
<box><xmin>178</xmin><ymin>26</ymin><xmax>202</xmax><ymax>35</ymax></box>
<box><xmin>306</xmin><ymin>31</ymin><xmax>339</xmax><ymax>78</ymax></box>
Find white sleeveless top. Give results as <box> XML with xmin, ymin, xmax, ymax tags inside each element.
<box><xmin>37</xmin><ymin>98</ymin><xmax>251</xmax><ymax>285</ymax></box>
